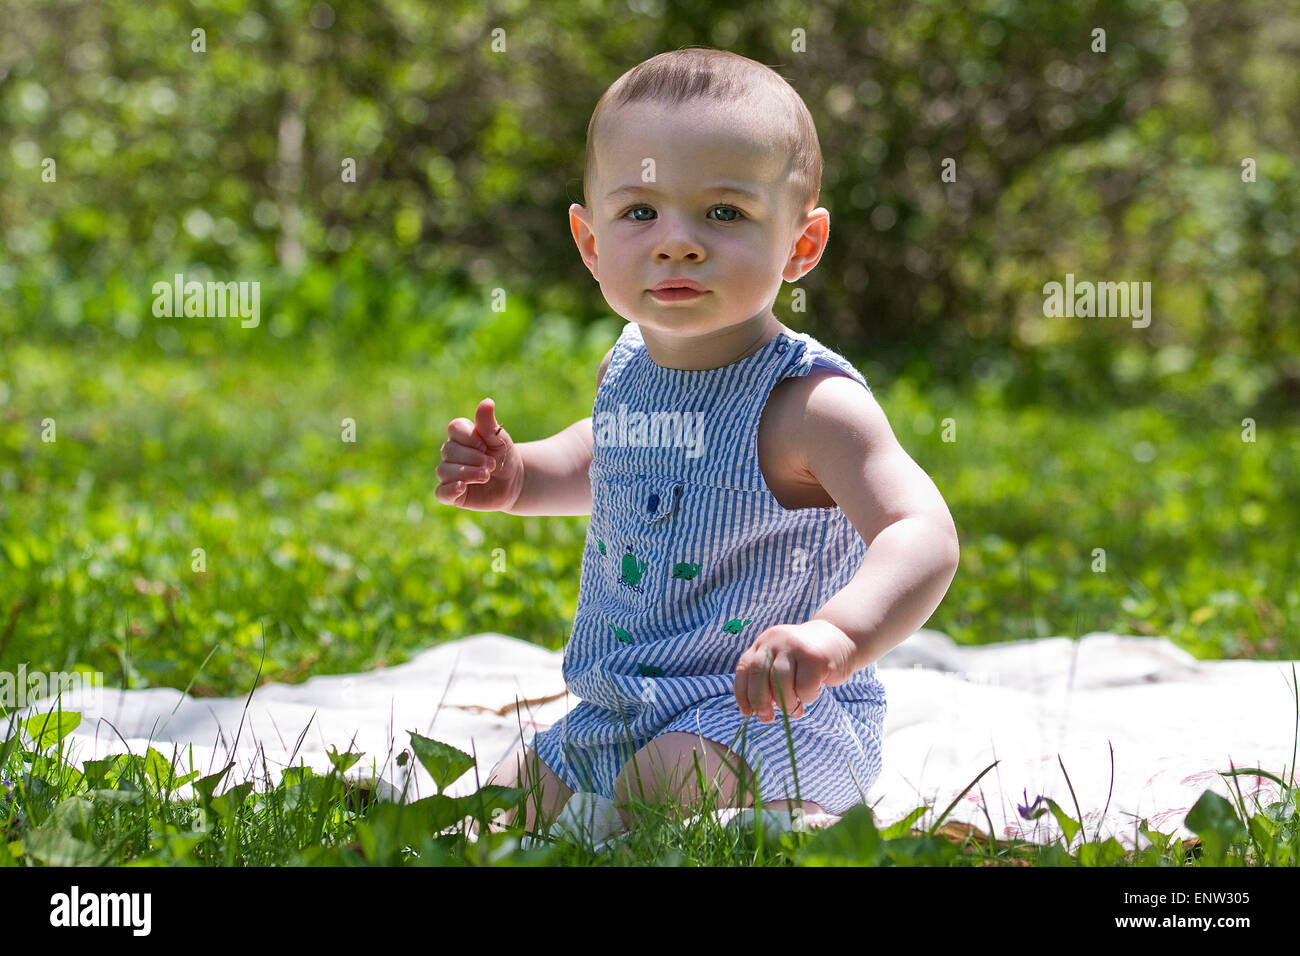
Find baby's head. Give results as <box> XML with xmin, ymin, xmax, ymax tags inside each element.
<box><xmin>570</xmin><ymin>49</ymin><xmax>829</xmax><ymax>344</ymax></box>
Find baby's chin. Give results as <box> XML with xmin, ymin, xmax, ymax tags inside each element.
<box><xmin>619</xmin><ymin>301</ymin><xmax>734</xmax><ymax>327</ymax></box>
<box><xmin>625</xmin><ymin>315</ymin><xmax>730</xmax><ymax>335</ymax></box>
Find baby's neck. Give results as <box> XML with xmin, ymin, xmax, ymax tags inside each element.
<box><xmin>638</xmin><ymin>316</ymin><xmax>786</xmax><ymax>371</ymax></box>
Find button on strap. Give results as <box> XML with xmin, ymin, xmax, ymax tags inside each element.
<box><xmin>637</xmin><ymin>477</ymin><xmax>683</xmax><ymax>524</ymax></box>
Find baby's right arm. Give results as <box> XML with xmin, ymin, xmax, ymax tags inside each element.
<box><xmin>507</xmin><ymin>346</ymin><xmax>613</xmax><ymax>516</ymax></box>
<box><xmin>437</xmin><ymin>347</ymin><xmax>612</xmax><ymax>517</ymax></box>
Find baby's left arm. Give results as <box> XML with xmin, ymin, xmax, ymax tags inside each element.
<box><xmin>798</xmin><ymin>373</ymin><xmax>960</xmax><ymax>669</ymax></box>
<box><xmin>735</xmin><ymin>371</ymin><xmax>959</xmax><ymax>721</ymax></box>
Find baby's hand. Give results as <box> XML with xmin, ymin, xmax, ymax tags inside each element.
<box><xmin>435</xmin><ymin>397</ymin><xmax>523</xmax><ymax>512</ymax></box>
<box><xmin>734</xmin><ymin>620</ymin><xmax>858</xmax><ymax>723</ymax></box>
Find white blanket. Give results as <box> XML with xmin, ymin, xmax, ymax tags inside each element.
<box><xmin>10</xmin><ymin>629</ymin><xmax>1296</xmax><ymax>851</ymax></box>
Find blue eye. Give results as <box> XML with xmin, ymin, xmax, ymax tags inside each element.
<box><xmin>621</xmin><ymin>205</ymin><xmax>743</xmax><ymax>222</ymax></box>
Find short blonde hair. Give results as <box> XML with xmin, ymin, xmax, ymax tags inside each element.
<box><xmin>582</xmin><ymin>48</ymin><xmax>822</xmax><ymax>225</ymax></box>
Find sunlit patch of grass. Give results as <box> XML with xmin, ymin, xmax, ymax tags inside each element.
<box><xmin>3</xmin><ymin>316</ymin><xmax>1297</xmax><ymax>865</ymax></box>
<box><xmin>5</xmin><ymin>659</ymin><xmax>1296</xmax><ymax>865</ymax></box>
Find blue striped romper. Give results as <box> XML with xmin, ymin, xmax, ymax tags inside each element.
<box><xmin>528</xmin><ymin>321</ymin><xmax>887</xmax><ymax>815</ymax></box>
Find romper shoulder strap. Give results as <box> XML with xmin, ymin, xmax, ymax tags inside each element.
<box><xmin>779</xmin><ymin>331</ymin><xmax>873</xmax><ymax>394</ymax></box>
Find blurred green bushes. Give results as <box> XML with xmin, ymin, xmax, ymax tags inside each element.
<box><xmin>1</xmin><ymin>0</ymin><xmax>1297</xmax><ymax>412</ymax></box>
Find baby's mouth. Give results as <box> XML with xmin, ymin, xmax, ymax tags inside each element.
<box><xmin>648</xmin><ymin>287</ymin><xmax>708</xmax><ymax>302</ymax></box>
<box><xmin>650</xmin><ymin>279</ymin><xmax>709</xmax><ymax>294</ymax></box>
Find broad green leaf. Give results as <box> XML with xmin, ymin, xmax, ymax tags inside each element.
<box><xmin>192</xmin><ymin>763</ymin><xmax>234</xmax><ymax>815</ymax></box>
<box><xmin>81</xmin><ymin>755</ymin><xmax>131</xmax><ymax>790</ymax></box>
<box><xmin>353</xmin><ymin>820</ymin><xmax>384</xmax><ymax>864</ymax></box>
<box><xmin>455</xmin><ymin>785</ymin><xmax>524</xmax><ymax>829</ymax></box>
<box><xmin>22</xmin><ymin>710</ymin><xmax>81</xmax><ymax>750</ymax></box>
<box><xmin>327</xmin><ymin>745</ymin><xmax>363</xmax><ymax>774</ymax></box>
<box><xmin>1138</xmin><ymin>818</ymin><xmax>1172</xmax><ymax>853</ymax></box>
<box><xmin>1247</xmin><ymin>812</ymin><xmax>1276</xmax><ymax>862</ymax></box>
<box><xmin>411</xmin><ymin>794</ymin><xmax>469</xmax><ymax>834</ymax></box>
<box><xmin>461</xmin><ymin>828</ymin><xmax>557</xmax><ymax>867</ymax></box>
<box><xmin>87</xmin><ymin>788</ymin><xmax>144</xmax><ymax>806</ymax></box>
<box><xmin>883</xmin><ymin>834</ymin><xmax>962</xmax><ymax>866</ymax></box>
<box><xmin>1185</xmin><ymin>790</ymin><xmax>1247</xmax><ymax>865</ymax></box>
<box><xmin>293</xmin><ymin>844</ymin><xmax>360</xmax><ymax>866</ymax></box>
<box><xmin>151</xmin><ymin>823</ymin><xmax>204</xmax><ymax>865</ymax></box>
<box><xmin>23</xmin><ymin>827</ymin><xmax>102</xmax><ymax>866</ymax></box>
<box><xmin>1076</xmin><ymin>836</ymin><xmax>1128</xmax><ymax>867</ymax></box>
<box><xmin>1035</xmin><ymin>843</ymin><xmax>1078</xmax><ymax>867</ymax></box>
<box><xmin>793</xmin><ymin>804</ymin><xmax>884</xmax><ymax>866</ymax></box>
<box><xmin>280</xmin><ymin>765</ymin><xmax>316</xmax><ymax>787</ymax></box>
<box><xmin>143</xmin><ymin>746</ymin><xmax>198</xmax><ymax>792</ymax></box>
<box><xmin>1043</xmin><ymin>797</ymin><xmax>1081</xmax><ymax>848</ymax></box>
<box><xmin>1264</xmin><ymin>791</ymin><xmax>1297</xmax><ymax>824</ymax></box>
<box><xmin>209</xmin><ymin>781</ymin><xmax>254</xmax><ymax>819</ymax></box>
<box><xmin>43</xmin><ymin>796</ymin><xmax>97</xmax><ymax>836</ymax></box>
<box><xmin>880</xmin><ymin>805</ymin><xmax>928</xmax><ymax>839</ymax></box>
<box><xmin>356</xmin><ymin>803</ymin><xmax>432</xmax><ymax>864</ymax></box>
<box><xmin>408</xmin><ymin>731</ymin><xmax>474</xmax><ymax>794</ymax></box>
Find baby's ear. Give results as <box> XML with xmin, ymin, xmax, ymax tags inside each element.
<box><xmin>570</xmin><ymin>207</ymin><xmax>600</xmax><ymax>279</ymax></box>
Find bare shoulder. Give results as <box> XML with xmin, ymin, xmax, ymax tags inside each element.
<box><xmin>761</xmin><ymin>365</ymin><xmax>885</xmax><ymax>480</ymax></box>
<box><xmin>772</xmin><ymin>365</ymin><xmax>892</xmax><ymax>453</ymax></box>
<box><xmin>761</xmin><ymin>366</ymin><xmax>957</xmax><ymax>544</ymax></box>
<box><xmin>759</xmin><ymin>366</ymin><xmax>873</xmax><ymax>509</ymax></box>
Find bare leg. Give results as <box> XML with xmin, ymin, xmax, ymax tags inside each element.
<box><xmin>471</xmin><ymin>743</ymin><xmax>574</xmax><ymax>838</ymax></box>
<box><xmin>612</xmin><ymin>732</ymin><xmax>821</xmax><ymax>830</ymax></box>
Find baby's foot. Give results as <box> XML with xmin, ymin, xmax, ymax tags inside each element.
<box><xmin>521</xmin><ymin>791</ymin><xmax>626</xmax><ymax>851</ymax></box>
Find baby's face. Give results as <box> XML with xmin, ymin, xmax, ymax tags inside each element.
<box><xmin>570</xmin><ymin>98</ymin><xmax>826</xmax><ymax>343</ymax></box>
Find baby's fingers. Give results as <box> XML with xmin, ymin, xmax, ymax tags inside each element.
<box><xmin>434</xmin><ymin>478</ymin><xmax>469</xmax><ymax>507</ymax></box>
<box><xmin>739</xmin><ymin>651</ymin><xmax>774</xmax><ymax>721</ymax></box>
<box><xmin>734</xmin><ymin>667</ymin><xmax>750</xmax><ymax>717</ymax></box>
<box><xmin>769</xmin><ymin>654</ymin><xmax>802</xmax><ymax>720</ymax></box>
<box><xmin>435</xmin><ymin>451</ymin><xmax>495</xmax><ymax>486</ymax></box>
<box><xmin>447</xmin><ymin>417</ymin><xmax>490</xmax><ymax>454</ymax></box>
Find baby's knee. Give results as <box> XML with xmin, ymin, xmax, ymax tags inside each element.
<box><xmin>479</xmin><ymin>744</ymin><xmax>573</xmax><ymax>835</ymax></box>
<box><xmin>611</xmin><ymin>732</ymin><xmax>745</xmax><ymax>811</ymax></box>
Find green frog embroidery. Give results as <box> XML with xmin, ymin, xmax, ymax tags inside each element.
<box><xmin>722</xmin><ymin>618</ymin><xmax>752</xmax><ymax>634</ymax></box>
<box><xmin>636</xmin><ymin>662</ymin><xmax>664</xmax><ymax>678</ymax></box>
<box><xmin>596</xmin><ymin>538</ymin><xmax>607</xmax><ymax>556</ymax></box>
<box><xmin>609</xmin><ymin>623</ymin><xmax>633</xmax><ymax>644</ymax></box>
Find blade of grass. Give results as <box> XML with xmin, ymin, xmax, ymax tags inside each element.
<box><xmin>1057</xmin><ymin>754</ymin><xmax>1086</xmax><ymax>851</ymax></box>
<box><xmin>1091</xmin><ymin>740</ymin><xmax>1116</xmax><ymax>845</ymax></box>
<box><xmin>927</xmin><ymin>760</ymin><xmax>998</xmax><ymax>838</ymax></box>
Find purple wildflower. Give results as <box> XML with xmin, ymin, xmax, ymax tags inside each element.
<box><xmin>1017</xmin><ymin>787</ymin><xmax>1048</xmax><ymax>821</ymax></box>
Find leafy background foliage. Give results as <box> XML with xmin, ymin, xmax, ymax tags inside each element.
<box><xmin>1</xmin><ymin>0</ymin><xmax>1298</xmax><ymax>871</ymax></box>
<box><xmin>1</xmin><ymin>1</ymin><xmax>1296</xmax><ymax>708</ymax></box>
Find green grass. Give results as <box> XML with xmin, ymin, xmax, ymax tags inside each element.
<box><xmin>1</xmin><ymin>318</ymin><xmax>1298</xmax><ymax>865</ymax></box>
<box><xmin>4</xmin><ymin>664</ymin><xmax>1297</xmax><ymax>866</ymax></box>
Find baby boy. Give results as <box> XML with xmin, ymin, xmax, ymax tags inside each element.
<box><xmin>439</xmin><ymin>48</ymin><xmax>960</xmax><ymax>838</ymax></box>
